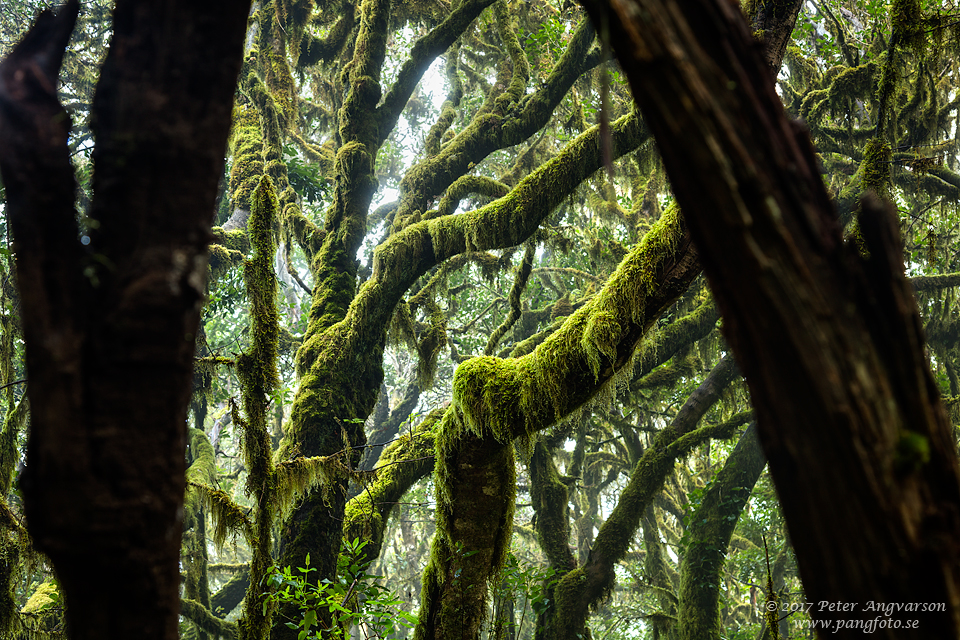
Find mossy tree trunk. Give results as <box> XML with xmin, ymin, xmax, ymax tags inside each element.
<box><xmin>0</xmin><ymin>1</ymin><xmax>249</xmax><ymax>638</ymax></box>
<box><xmin>676</xmin><ymin>424</ymin><xmax>765</xmax><ymax>640</ymax></box>
<box><xmin>587</xmin><ymin>0</ymin><xmax>960</xmax><ymax>635</ymax></box>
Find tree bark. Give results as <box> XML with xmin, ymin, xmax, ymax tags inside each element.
<box><xmin>0</xmin><ymin>1</ymin><xmax>250</xmax><ymax>638</ymax></box>
<box><xmin>582</xmin><ymin>0</ymin><xmax>960</xmax><ymax>635</ymax></box>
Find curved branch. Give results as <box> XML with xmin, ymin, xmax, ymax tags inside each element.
<box><xmin>377</xmin><ymin>0</ymin><xmax>498</xmax><ymax>144</ymax></box>
<box><xmin>547</xmin><ymin>355</ymin><xmax>741</xmax><ymax>640</ymax></box>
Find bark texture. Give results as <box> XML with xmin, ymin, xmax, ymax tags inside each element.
<box><xmin>582</xmin><ymin>0</ymin><xmax>960</xmax><ymax>636</ymax></box>
<box><xmin>0</xmin><ymin>1</ymin><xmax>250</xmax><ymax>638</ymax></box>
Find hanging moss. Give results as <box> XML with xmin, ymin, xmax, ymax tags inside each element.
<box><xmin>801</xmin><ymin>62</ymin><xmax>877</xmax><ymax>125</ymax></box>
<box><xmin>187</xmin><ymin>482</ymin><xmax>254</xmax><ymax>548</ymax></box>
<box><xmin>416</xmin><ymin>299</ymin><xmax>448</xmax><ymax>387</ymax></box>
<box><xmin>274</xmin><ymin>453</ymin><xmax>354</xmax><ymax>515</ymax></box>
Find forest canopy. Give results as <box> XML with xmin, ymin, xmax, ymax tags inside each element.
<box><xmin>0</xmin><ymin>0</ymin><xmax>960</xmax><ymax>639</ymax></box>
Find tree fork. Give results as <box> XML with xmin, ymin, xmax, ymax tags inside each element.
<box><xmin>0</xmin><ymin>1</ymin><xmax>250</xmax><ymax>637</ymax></box>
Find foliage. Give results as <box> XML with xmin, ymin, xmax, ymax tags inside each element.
<box><xmin>264</xmin><ymin>540</ymin><xmax>418</xmax><ymax>640</ymax></box>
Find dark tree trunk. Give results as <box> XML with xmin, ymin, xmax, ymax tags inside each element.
<box><xmin>582</xmin><ymin>0</ymin><xmax>960</xmax><ymax>636</ymax></box>
<box><xmin>0</xmin><ymin>1</ymin><xmax>250</xmax><ymax>638</ymax></box>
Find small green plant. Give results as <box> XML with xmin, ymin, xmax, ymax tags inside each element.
<box><xmin>263</xmin><ymin>538</ymin><xmax>418</xmax><ymax>640</ymax></box>
<box><xmin>491</xmin><ymin>552</ymin><xmax>559</xmax><ymax>637</ymax></box>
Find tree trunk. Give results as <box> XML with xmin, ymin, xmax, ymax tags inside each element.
<box><xmin>583</xmin><ymin>0</ymin><xmax>960</xmax><ymax>635</ymax></box>
<box><xmin>677</xmin><ymin>424</ymin><xmax>765</xmax><ymax>640</ymax></box>
<box><xmin>0</xmin><ymin>1</ymin><xmax>250</xmax><ymax>638</ymax></box>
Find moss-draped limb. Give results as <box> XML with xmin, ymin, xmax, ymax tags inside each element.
<box><xmin>628</xmin><ymin>297</ymin><xmax>718</xmax><ymax>390</ymax></box>
<box><xmin>211</xmin><ymin>569</ymin><xmax>251</xmax><ymax>618</ymax></box>
<box><xmin>395</xmin><ymin>18</ymin><xmax>599</xmax><ymax>220</ymax></box>
<box><xmin>377</xmin><ymin>0</ymin><xmax>499</xmax><ymax>145</ymax></box>
<box><xmin>485</xmin><ymin>244</ymin><xmax>535</xmax><ymax>355</ymax></box>
<box><xmin>212</xmin><ymin>227</ymin><xmax>252</xmax><ymax>254</ymax></box>
<box><xmin>364</xmin><ymin>113</ymin><xmax>653</xmax><ymax>339</ymax></box>
<box><xmin>283</xmin><ymin>202</ymin><xmax>326</xmax><ymax>263</ymax></box>
<box><xmin>436</xmin><ymin>205</ymin><xmax>698</xmax><ymax>444</ymax></box>
<box><xmin>229</xmin><ymin>102</ymin><xmax>266</xmax><ymax>214</ymax></box>
<box><xmin>344</xmin><ymin>412</ymin><xmax>440</xmax><ymax>562</ymax></box>
<box><xmin>432</xmin><ymin>175</ymin><xmax>511</xmax><ymax>218</ymax></box>
<box><xmin>913</xmin><ymin>272</ymin><xmax>960</xmax><ymax>292</ymax></box>
<box><xmin>545</xmin><ymin>355</ymin><xmax>739</xmax><ymax>640</ymax></box>
<box><xmin>297</xmin><ymin>0</ymin><xmax>391</xmax><ymax>344</ymax></box>
<box><xmin>415</xmin><ymin>209</ymin><xmax>702</xmax><ymax>639</ymax></box>
<box><xmin>187</xmin><ymin>482</ymin><xmax>254</xmax><ymax>548</ymax></box>
<box><xmin>236</xmin><ymin>176</ymin><xmax>281</xmax><ymax>640</ymax></box>
<box><xmin>274</xmin><ymin>5</ymin><xmax>397</xmax><ymax>629</ymax></box>
<box><xmin>181</xmin><ymin>598</ymin><xmax>240</xmax><ymax>640</ymax></box>
<box><xmin>677</xmin><ymin>423</ymin><xmax>765</xmax><ymax>640</ymax></box>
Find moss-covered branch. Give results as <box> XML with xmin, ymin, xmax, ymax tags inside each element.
<box><xmin>377</xmin><ymin>0</ymin><xmax>499</xmax><ymax>144</ymax></box>
<box><xmin>297</xmin><ymin>4</ymin><xmax>356</xmax><ymax>67</ymax></box>
<box><xmin>912</xmin><ymin>272</ymin><xmax>960</xmax><ymax>291</ymax></box>
<box><xmin>363</xmin><ymin>113</ymin><xmax>652</xmax><ymax>337</ymax></box>
<box><xmin>236</xmin><ymin>176</ymin><xmax>281</xmax><ymax>640</ymax></box>
<box><xmin>344</xmin><ymin>411</ymin><xmax>440</xmax><ymax>563</ymax></box>
<box><xmin>492</xmin><ymin>0</ymin><xmax>530</xmax><ymax>108</ymax></box>
<box><xmin>545</xmin><ymin>355</ymin><xmax>740</xmax><ymax>640</ymax></box>
<box><xmin>395</xmin><ymin>18</ymin><xmax>599</xmax><ymax>220</ymax></box>
<box><xmin>629</xmin><ymin>297</ymin><xmax>718</xmax><ymax>389</ymax></box>
<box><xmin>441</xmin><ymin>204</ymin><xmax>698</xmax><ymax>444</ymax></box>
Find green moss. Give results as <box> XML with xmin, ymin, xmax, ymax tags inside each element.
<box><xmin>228</xmin><ymin>103</ymin><xmax>264</xmax><ymax>212</ymax></box>
<box><xmin>344</xmin><ymin>413</ymin><xmax>439</xmax><ymax>561</ymax></box>
<box><xmin>417</xmin><ymin>406</ymin><xmax>517</xmax><ymax>640</ymax></box>
<box><xmin>417</xmin><ymin>300</ymin><xmax>448</xmax><ymax>387</ymax></box>
<box><xmin>236</xmin><ymin>176</ymin><xmax>283</xmax><ymax>640</ymax></box>
<box><xmin>187</xmin><ymin>482</ymin><xmax>254</xmax><ymax>548</ymax></box>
